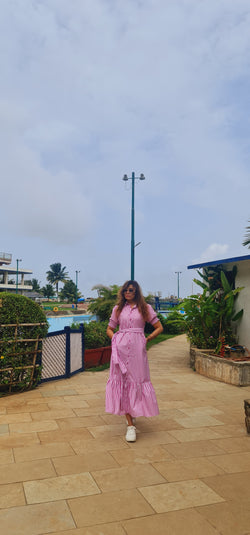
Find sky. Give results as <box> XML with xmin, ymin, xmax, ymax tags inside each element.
<box><xmin>1</xmin><ymin>0</ymin><xmax>250</xmax><ymax>299</ymax></box>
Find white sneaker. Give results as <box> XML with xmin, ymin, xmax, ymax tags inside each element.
<box><xmin>126</xmin><ymin>425</ymin><xmax>136</xmax><ymax>442</ymax></box>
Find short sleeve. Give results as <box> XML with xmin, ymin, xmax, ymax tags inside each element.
<box><xmin>147</xmin><ymin>304</ymin><xmax>159</xmax><ymax>325</ymax></box>
<box><xmin>108</xmin><ymin>305</ymin><xmax>119</xmax><ymax>329</ymax></box>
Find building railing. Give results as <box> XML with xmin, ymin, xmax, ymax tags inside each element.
<box><xmin>0</xmin><ymin>253</ymin><xmax>12</xmax><ymax>264</ymax></box>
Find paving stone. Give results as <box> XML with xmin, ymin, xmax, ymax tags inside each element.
<box><xmin>53</xmin><ymin>451</ymin><xmax>119</xmax><ymax>475</ymax></box>
<box><xmin>152</xmin><ymin>457</ymin><xmax>225</xmax><ymax>481</ymax></box>
<box><xmin>70</xmin><ymin>436</ymin><xmax>129</xmax><ymax>455</ymax></box>
<box><xmin>0</xmin><ymin>500</ymin><xmax>75</xmax><ymax>534</ymax></box>
<box><xmin>38</xmin><ymin>426</ymin><xmax>93</xmax><ymax>443</ymax></box>
<box><xmin>0</xmin><ymin>413</ymin><xmax>32</xmax><ymax>424</ymax></box>
<box><xmin>9</xmin><ymin>420</ymin><xmax>59</xmax><ymax>434</ymax></box>
<box><xmin>110</xmin><ymin>445</ymin><xmax>173</xmax><ymax>466</ymax></box>
<box><xmin>0</xmin><ymin>432</ymin><xmax>40</xmax><ymax>449</ymax></box>
<box><xmin>68</xmin><ymin>489</ymin><xmax>154</xmax><ymax>526</ymax></box>
<box><xmin>197</xmin><ymin>500</ymin><xmax>250</xmax><ymax>535</ymax></box>
<box><xmin>0</xmin><ymin>448</ymin><xmax>14</xmax><ymax>464</ymax></box>
<box><xmin>122</xmin><ymin>508</ymin><xmax>220</xmax><ymax>534</ymax></box>
<box><xmin>92</xmin><ymin>463</ymin><xmax>166</xmax><ymax>492</ymax></box>
<box><xmin>24</xmin><ymin>472</ymin><xmax>100</xmax><ymax>504</ymax></box>
<box><xmin>46</xmin><ymin>524</ymin><xmax>126</xmax><ymax>535</ymax></box>
<box><xmin>163</xmin><ymin>440</ymin><xmax>226</xmax><ymax>459</ymax></box>
<box><xmin>168</xmin><ymin>428</ymin><xmax>222</xmax><ymax>442</ymax></box>
<box><xmin>0</xmin><ymin>459</ymin><xmax>56</xmax><ymax>484</ymax></box>
<box><xmin>211</xmin><ymin>436</ymin><xmax>250</xmax><ymax>453</ymax></box>
<box><xmin>0</xmin><ymin>483</ymin><xmax>25</xmax><ymax>509</ymax></box>
<box><xmin>202</xmin><ymin>472</ymin><xmax>250</xmax><ymax>501</ymax></box>
<box><xmin>139</xmin><ymin>480</ymin><xmax>224</xmax><ymax>513</ymax></box>
<box><xmin>14</xmin><ymin>442</ymin><xmax>75</xmax><ymax>462</ymax></box>
<box><xmin>207</xmin><ymin>452</ymin><xmax>250</xmax><ymax>473</ymax></box>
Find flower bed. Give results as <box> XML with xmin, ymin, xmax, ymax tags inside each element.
<box><xmin>190</xmin><ymin>347</ymin><xmax>250</xmax><ymax>386</ymax></box>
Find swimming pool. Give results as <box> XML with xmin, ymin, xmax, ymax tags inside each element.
<box><xmin>47</xmin><ymin>314</ymin><xmax>97</xmax><ymax>333</ymax></box>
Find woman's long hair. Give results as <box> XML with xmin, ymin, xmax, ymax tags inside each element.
<box><xmin>116</xmin><ymin>280</ymin><xmax>149</xmax><ymax>321</ymax></box>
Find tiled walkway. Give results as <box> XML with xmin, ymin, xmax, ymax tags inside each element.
<box><xmin>0</xmin><ymin>334</ymin><xmax>250</xmax><ymax>534</ymax></box>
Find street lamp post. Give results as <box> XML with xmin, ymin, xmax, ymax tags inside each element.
<box><xmin>16</xmin><ymin>259</ymin><xmax>22</xmax><ymax>294</ymax></box>
<box><xmin>122</xmin><ymin>171</ymin><xmax>145</xmax><ymax>280</ymax></box>
<box><xmin>175</xmin><ymin>271</ymin><xmax>182</xmax><ymax>300</ymax></box>
<box><xmin>75</xmin><ymin>270</ymin><xmax>80</xmax><ymax>310</ymax></box>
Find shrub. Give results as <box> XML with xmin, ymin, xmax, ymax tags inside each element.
<box><xmin>84</xmin><ymin>321</ymin><xmax>111</xmax><ymax>349</ymax></box>
<box><xmin>0</xmin><ymin>293</ymin><xmax>48</xmax><ymax>394</ymax></box>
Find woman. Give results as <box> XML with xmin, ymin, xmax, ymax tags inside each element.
<box><xmin>106</xmin><ymin>280</ymin><xmax>163</xmax><ymax>442</ymax></box>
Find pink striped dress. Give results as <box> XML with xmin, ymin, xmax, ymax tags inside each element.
<box><xmin>105</xmin><ymin>303</ymin><xmax>159</xmax><ymax>417</ymax></box>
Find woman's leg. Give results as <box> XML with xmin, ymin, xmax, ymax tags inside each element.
<box><xmin>125</xmin><ymin>413</ymin><xmax>133</xmax><ymax>426</ymax></box>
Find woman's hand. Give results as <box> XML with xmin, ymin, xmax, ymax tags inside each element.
<box><xmin>106</xmin><ymin>326</ymin><xmax>115</xmax><ymax>340</ymax></box>
<box><xmin>146</xmin><ymin>320</ymin><xmax>163</xmax><ymax>343</ymax></box>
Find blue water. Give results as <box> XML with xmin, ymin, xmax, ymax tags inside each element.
<box><xmin>47</xmin><ymin>315</ymin><xmax>97</xmax><ymax>333</ymax></box>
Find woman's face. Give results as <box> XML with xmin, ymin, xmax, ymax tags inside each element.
<box><xmin>123</xmin><ymin>284</ymin><xmax>136</xmax><ymax>302</ymax></box>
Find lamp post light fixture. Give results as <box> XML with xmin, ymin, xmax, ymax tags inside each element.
<box><xmin>16</xmin><ymin>259</ymin><xmax>22</xmax><ymax>294</ymax></box>
<box><xmin>75</xmin><ymin>270</ymin><xmax>80</xmax><ymax>310</ymax></box>
<box><xmin>122</xmin><ymin>172</ymin><xmax>145</xmax><ymax>280</ymax></box>
<box><xmin>175</xmin><ymin>271</ymin><xmax>182</xmax><ymax>300</ymax></box>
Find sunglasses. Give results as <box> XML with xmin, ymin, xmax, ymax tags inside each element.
<box><xmin>124</xmin><ymin>288</ymin><xmax>135</xmax><ymax>293</ymax></box>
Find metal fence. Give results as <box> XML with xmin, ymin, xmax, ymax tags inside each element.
<box><xmin>41</xmin><ymin>325</ymin><xmax>84</xmax><ymax>383</ymax></box>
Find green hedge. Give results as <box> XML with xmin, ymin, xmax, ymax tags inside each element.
<box><xmin>0</xmin><ymin>293</ymin><xmax>48</xmax><ymax>394</ymax></box>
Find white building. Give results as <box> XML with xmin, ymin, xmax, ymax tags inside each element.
<box><xmin>188</xmin><ymin>254</ymin><xmax>250</xmax><ymax>352</ymax></box>
<box><xmin>0</xmin><ymin>252</ymin><xmax>32</xmax><ymax>293</ymax></box>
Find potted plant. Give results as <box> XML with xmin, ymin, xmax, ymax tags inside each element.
<box><xmin>83</xmin><ymin>321</ymin><xmax>112</xmax><ymax>369</ymax></box>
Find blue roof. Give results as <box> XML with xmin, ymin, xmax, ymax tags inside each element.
<box><xmin>188</xmin><ymin>254</ymin><xmax>250</xmax><ymax>270</ymax></box>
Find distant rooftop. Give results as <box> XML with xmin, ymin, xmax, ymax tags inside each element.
<box><xmin>188</xmin><ymin>254</ymin><xmax>250</xmax><ymax>270</ymax></box>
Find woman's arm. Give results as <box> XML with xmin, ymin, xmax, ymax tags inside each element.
<box><xmin>146</xmin><ymin>320</ymin><xmax>163</xmax><ymax>343</ymax></box>
<box><xmin>107</xmin><ymin>326</ymin><xmax>115</xmax><ymax>340</ymax></box>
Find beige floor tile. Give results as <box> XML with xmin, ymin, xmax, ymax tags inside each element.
<box><xmin>110</xmin><ymin>445</ymin><xmax>173</xmax><ymax>466</ymax></box>
<box><xmin>57</xmin><ymin>416</ymin><xmax>107</xmax><ymax>430</ymax></box>
<box><xmin>139</xmin><ymin>480</ymin><xmax>224</xmax><ymax>513</ymax></box>
<box><xmin>92</xmin><ymin>463</ymin><xmax>166</xmax><ymax>492</ymax></box>
<box><xmin>207</xmin><ymin>452</ymin><xmax>250</xmax><ymax>473</ymax></box>
<box><xmin>122</xmin><ymin>508</ymin><xmax>220</xmax><ymax>535</ymax></box>
<box><xmin>0</xmin><ymin>432</ymin><xmax>40</xmax><ymax>449</ymax></box>
<box><xmin>31</xmin><ymin>408</ymin><xmax>75</xmax><ymax>420</ymax></box>
<box><xmin>24</xmin><ymin>472</ymin><xmax>100</xmax><ymax>504</ymax></box>
<box><xmin>202</xmin><ymin>472</ymin><xmax>250</xmax><ymax>502</ymax></box>
<box><xmin>70</xmin><ymin>436</ymin><xmax>129</xmax><ymax>455</ymax></box>
<box><xmin>164</xmin><ymin>440</ymin><xmax>226</xmax><ymax>459</ymax></box>
<box><xmin>0</xmin><ymin>413</ymin><xmax>32</xmax><ymax>424</ymax></box>
<box><xmin>174</xmin><ymin>415</ymin><xmax>224</xmax><ymax>428</ymax></box>
<box><xmin>211</xmin><ymin>436</ymin><xmax>250</xmax><ymax>453</ymax></box>
<box><xmin>0</xmin><ymin>448</ymin><xmax>14</xmax><ymax>464</ymax></box>
<box><xmin>87</xmin><ymin>424</ymin><xmax>126</xmax><ymax>439</ymax></box>
<box><xmin>137</xmin><ymin>418</ymin><xmax>184</xmax><ymax>432</ymax></box>
<box><xmin>124</xmin><ymin>430</ymin><xmax>178</xmax><ymax>447</ymax></box>
<box><xmin>179</xmin><ymin>406</ymin><xmax>224</xmax><ymax>417</ymax></box>
<box><xmin>0</xmin><ymin>424</ymin><xmax>8</xmax><ymax>435</ymax></box>
<box><xmin>208</xmin><ymin>424</ymin><xmax>246</xmax><ymax>438</ymax></box>
<box><xmin>9</xmin><ymin>420</ymin><xmax>59</xmax><ymax>434</ymax></box>
<box><xmin>0</xmin><ymin>500</ymin><xmax>75</xmax><ymax>534</ymax></box>
<box><xmin>47</xmin><ymin>524</ymin><xmax>126</xmax><ymax>535</ymax></box>
<box><xmin>68</xmin><ymin>489</ymin><xmax>154</xmax><ymax>526</ymax></box>
<box><xmin>38</xmin><ymin>426</ymin><xmax>93</xmax><ymax>443</ymax></box>
<box><xmin>152</xmin><ymin>457</ymin><xmax>225</xmax><ymax>481</ymax></box>
<box><xmin>41</xmin><ymin>389</ymin><xmax>78</xmax><ymax>397</ymax></box>
<box><xmin>0</xmin><ymin>483</ymin><xmax>25</xmax><ymax>509</ymax></box>
<box><xmin>7</xmin><ymin>403</ymin><xmax>49</xmax><ymax>413</ymax></box>
<box><xmin>53</xmin><ymin>451</ymin><xmax>119</xmax><ymax>475</ymax></box>
<box><xmin>197</xmin><ymin>500</ymin><xmax>250</xmax><ymax>535</ymax></box>
<box><xmin>1</xmin><ymin>459</ymin><xmax>56</xmax><ymax>484</ymax></box>
<box><xmin>168</xmin><ymin>428</ymin><xmax>222</xmax><ymax>442</ymax></box>
<box><xmin>14</xmin><ymin>442</ymin><xmax>75</xmax><ymax>462</ymax></box>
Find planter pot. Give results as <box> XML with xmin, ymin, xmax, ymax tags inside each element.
<box><xmin>84</xmin><ymin>346</ymin><xmax>111</xmax><ymax>369</ymax></box>
<box><xmin>190</xmin><ymin>347</ymin><xmax>250</xmax><ymax>386</ymax></box>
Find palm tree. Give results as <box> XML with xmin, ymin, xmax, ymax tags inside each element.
<box><xmin>243</xmin><ymin>220</ymin><xmax>250</xmax><ymax>248</ymax></box>
<box><xmin>41</xmin><ymin>284</ymin><xmax>55</xmax><ymax>300</ymax></box>
<box><xmin>46</xmin><ymin>263</ymin><xmax>69</xmax><ymax>298</ymax></box>
<box><xmin>88</xmin><ymin>284</ymin><xmax>120</xmax><ymax>321</ymax></box>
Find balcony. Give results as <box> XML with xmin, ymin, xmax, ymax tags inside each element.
<box><xmin>0</xmin><ymin>252</ymin><xmax>12</xmax><ymax>266</ymax></box>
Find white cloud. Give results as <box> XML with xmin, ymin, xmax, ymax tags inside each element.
<box><xmin>194</xmin><ymin>244</ymin><xmax>229</xmax><ymax>265</ymax></box>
